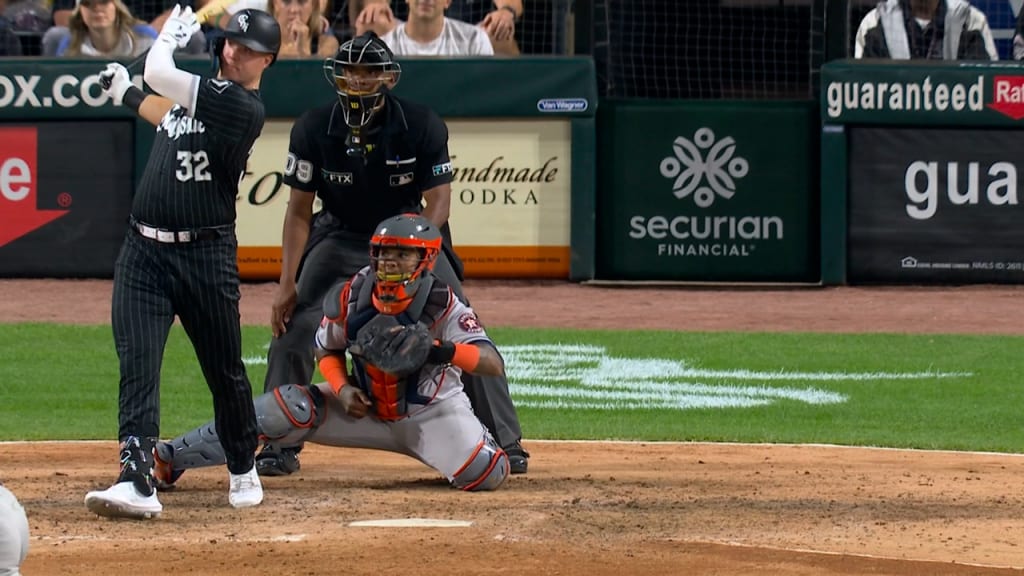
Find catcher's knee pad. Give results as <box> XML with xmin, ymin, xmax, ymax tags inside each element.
<box><xmin>451</xmin><ymin>436</ymin><xmax>510</xmax><ymax>492</ymax></box>
<box><xmin>0</xmin><ymin>485</ymin><xmax>29</xmax><ymax>574</ymax></box>
<box><xmin>255</xmin><ymin>384</ymin><xmax>325</xmax><ymax>446</ymax></box>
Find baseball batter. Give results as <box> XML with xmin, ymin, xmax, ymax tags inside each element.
<box><xmin>154</xmin><ymin>214</ymin><xmax>509</xmax><ymax>492</ymax></box>
<box><xmin>0</xmin><ymin>484</ymin><xmax>28</xmax><ymax>576</ymax></box>
<box><xmin>84</xmin><ymin>6</ymin><xmax>281</xmax><ymax>518</ymax></box>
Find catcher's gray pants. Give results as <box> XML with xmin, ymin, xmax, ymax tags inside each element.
<box><xmin>263</xmin><ymin>230</ymin><xmax>523</xmax><ymax>450</ymax></box>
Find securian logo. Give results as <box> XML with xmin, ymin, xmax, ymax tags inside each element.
<box><xmin>659</xmin><ymin>127</ymin><xmax>749</xmax><ymax>208</ymax></box>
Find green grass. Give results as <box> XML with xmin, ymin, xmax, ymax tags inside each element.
<box><xmin>1</xmin><ymin>323</ymin><xmax>1022</xmax><ymax>453</ymax></box>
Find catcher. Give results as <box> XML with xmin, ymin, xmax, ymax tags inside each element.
<box><xmin>153</xmin><ymin>214</ymin><xmax>510</xmax><ymax>492</ymax></box>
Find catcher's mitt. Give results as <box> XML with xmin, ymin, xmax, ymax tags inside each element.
<box><xmin>349</xmin><ymin>314</ymin><xmax>433</xmax><ymax>377</ymax></box>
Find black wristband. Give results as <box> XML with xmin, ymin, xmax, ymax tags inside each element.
<box><xmin>123</xmin><ymin>86</ymin><xmax>146</xmax><ymax>112</ymax></box>
<box><xmin>496</xmin><ymin>3</ymin><xmax>519</xmax><ymax>20</ymax></box>
<box><xmin>428</xmin><ymin>340</ymin><xmax>456</xmax><ymax>364</ymax></box>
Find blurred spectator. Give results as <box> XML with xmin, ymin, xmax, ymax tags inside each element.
<box><xmin>355</xmin><ymin>0</ymin><xmax>494</xmax><ymax>56</ymax></box>
<box><xmin>218</xmin><ymin>0</ymin><xmax>336</xmax><ymax>57</ymax></box>
<box><xmin>51</xmin><ymin>0</ymin><xmax>156</xmax><ymax>57</ymax></box>
<box><xmin>444</xmin><ymin>0</ymin><xmax>520</xmax><ymax>55</ymax></box>
<box><xmin>5</xmin><ymin>0</ymin><xmax>49</xmax><ymax>32</ymax></box>
<box><xmin>274</xmin><ymin>0</ymin><xmax>338</xmax><ymax>57</ymax></box>
<box><xmin>350</xmin><ymin>0</ymin><xmax>393</xmax><ymax>38</ymax></box>
<box><xmin>47</xmin><ymin>0</ymin><xmax>205</xmax><ymax>54</ymax></box>
<box><xmin>0</xmin><ymin>9</ymin><xmax>24</xmax><ymax>55</ymax></box>
<box><xmin>1013</xmin><ymin>3</ymin><xmax>1024</xmax><ymax>59</ymax></box>
<box><xmin>855</xmin><ymin>0</ymin><xmax>998</xmax><ymax>60</ymax></box>
<box><xmin>4</xmin><ymin>0</ymin><xmax>49</xmax><ymax>54</ymax></box>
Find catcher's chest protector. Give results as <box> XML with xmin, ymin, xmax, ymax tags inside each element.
<box><xmin>345</xmin><ymin>272</ymin><xmax>451</xmax><ymax>417</ymax></box>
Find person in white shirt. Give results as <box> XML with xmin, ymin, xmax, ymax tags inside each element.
<box><xmin>360</xmin><ymin>0</ymin><xmax>494</xmax><ymax>56</ymax></box>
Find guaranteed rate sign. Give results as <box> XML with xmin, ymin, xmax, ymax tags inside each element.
<box><xmin>848</xmin><ymin>127</ymin><xmax>1024</xmax><ymax>283</ymax></box>
<box><xmin>821</xmin><ymin>62</ymin><xmax>1024</xmax><ymax>126</ymax></box>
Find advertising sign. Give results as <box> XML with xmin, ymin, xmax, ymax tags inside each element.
<box><xmin>822</xmin><ymin>61</ymin><xmax>1024</xmax><ymax>126</ymax></box>
<box><xmin>597</xmin><ymin>102</ymin><xmax>817</xmax><ymax>281</ymax></box>
<box><xmin>0</xmin><ymin>122</ymin><xmax>133</xmax><ymax>277</ymax></box>
<box><xmin>235</xmin><ymin>119</ymin><xmax>572</xmax><ymax>279</ymax></box>
<box><xmin>848</xmin><ymin>127</ymin><xmax>1024</xmax><ymax>283</ymax></box>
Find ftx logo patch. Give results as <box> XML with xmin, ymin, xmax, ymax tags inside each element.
<box><xmin>432</xmin><ymin>162</ymin><xmax>452</xmax><ymax>176</ymax></box>
<box><xmin>323</xmin><ymin>169</ymin><xmax>353</xmax><ymax>185</ymax></box>
<box><xmin>659</xmin><ymin>127</ymin><xmax>750</xmax><ymax>208</ymax></box>
<box><xmin>0</xmin><ymin>127</ymin><xmax>69</xmax><ymax>247</ymax></box>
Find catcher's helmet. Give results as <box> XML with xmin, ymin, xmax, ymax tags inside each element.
<box><xmin>369</xmin><ymin>214</ymin><xmax>441</xmax><ymax>311</ymax></box>
<box><xmin>323</xmin><ymin>31</ymin><xmax>401</xmax><ymax>129</ymax></box>
<box><xmin>217</xmin><ymin>9</ymin><xmax>281</xmax><ymax>66</ymax></box>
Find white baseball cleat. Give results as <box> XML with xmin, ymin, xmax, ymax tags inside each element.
<box><xmin>228</xmin><ymin>466</ymin><xmax>263</xmax><ymax>509</ymax></box>
<box><xmin>85</xmin><ymin>481</ymin><xmax>162</xmax><ymax>519</ymax></box>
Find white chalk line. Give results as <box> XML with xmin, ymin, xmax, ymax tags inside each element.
<box><xmin>3</xmin><ymin>439</ymin><xmax>1023</xmax><ymax>459</ymax></box>
<box><xmin>31</xmin><ymin>533</ymin><xmax>1024</xmax><ymax>570</ymax></box>
<box><xmin>677</xmin><ymin>539</ymin><xmax>1024</xmax><ymax>572</ymax></box>
<box><xmin>36</xmin><ymin>534</ymin><xmax>307</xmax><ymax>543</ymax></box>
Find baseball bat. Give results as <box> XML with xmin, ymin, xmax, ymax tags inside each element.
<box><xmin>99</xmin><ymin>0</ymin><xmax>237</xmax><ymax>88</ymax></box>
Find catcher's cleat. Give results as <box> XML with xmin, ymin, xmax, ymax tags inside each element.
<box><xmin>152</xmin><ymin>443</ymin><xmax>184</xmax><ymax>492</ymax></box>
<box><xmin>505</xmin><ymin>444</ymin><xmax>530</xmax><ymax>475</ymax></box>
<box><xmin>255</xmin><ymin>445</ymin><xmax>301</xmax><ymax>477</ymax></box>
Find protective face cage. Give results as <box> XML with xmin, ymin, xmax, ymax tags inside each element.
<box><xmin>323</xmin><ymin>34</ymin><xmax>402</xmax><ymax>130</ymax></box>
<box><xmin>369</xmin><ymin>215</ymin><xmax>442</xmax><ymax>305</ymax></box>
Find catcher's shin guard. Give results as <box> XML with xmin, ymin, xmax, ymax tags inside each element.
<box><xmin>158</xmin><ymin>384</ymin><xmax>325</xmax><ymax>485</ymax></box>
<box><xmin>451</xmin><ymin>436</ymin><xmax>510</xmax><ymax>492</ymax></box>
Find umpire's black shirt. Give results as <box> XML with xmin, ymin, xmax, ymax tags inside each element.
<box><xmin>132</xmin><ymin>78</ymin><xmax>266</xmax><ymax>229</ymax></box>
<box><xmin>283</xmin><ymin>92</ymin><xmax>454</xmax><ymax>233</ymax></box>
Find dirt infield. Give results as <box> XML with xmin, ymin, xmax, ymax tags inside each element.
<box><xmin>4</xmin><ymin>279</ymin><xmax>1024</xmax><ymax>576</ymax></box>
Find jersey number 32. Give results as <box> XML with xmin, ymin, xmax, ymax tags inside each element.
<box><xmin>176</xmin><ymin>150</ymin><xmax>213</xmax><ymax>182</ymax></box>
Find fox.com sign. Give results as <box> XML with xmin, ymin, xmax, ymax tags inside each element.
<box><xmin>0</xmin><ymin>65</ymin><xmax>143</xmax><ymax>117</ymax></box>
<box><xmin>0</xmin><ymin>73</ymin><xmax>112</xmax><ymax>108</ymax></box>
<box><xmin>848</xmin><ymin>127</ymin><xmax>1024</xmax><ymax>284</ymax></box>
<box><xmin>597</xmin><ymin>102</ymin><xmax>817</xmax><ymax>282</ymax></box>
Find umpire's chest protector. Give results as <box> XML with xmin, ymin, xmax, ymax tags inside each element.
<box><xmin>318</xmin><ymin>99</ymin><xmax>430</xmax><ymax>224</ymax></box>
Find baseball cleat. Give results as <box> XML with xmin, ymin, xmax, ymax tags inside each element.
<box><xmin>255</xmin><ymin>445</ymin><xmax>300</xmax><ymax>477</ymax></box>
<box><xmin>228</xmin><ymin>466</ymin><xmax>263</xmax><ymax>509</ymax></box>
<box><xmin>85</xmin><ymin>481</ymin><xmax>162</xmax><ymax>519</ymax></box>
<box><xmin>505</xmin><ymin>444</ymin><xmax>530</xmax><ymax>475</ymax></box>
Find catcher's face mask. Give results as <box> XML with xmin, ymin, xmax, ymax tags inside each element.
<box><xmin>369</xmin><ymin>215</ymin><xmax>442</xmax><ymax>311</ymax></box>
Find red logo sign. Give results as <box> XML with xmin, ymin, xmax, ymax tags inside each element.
<box><xmin>988</xmin><ymin>76</ymin><xmax>1024</xmax><ymax>120</ymax></box>
<box><xmin>0</xmin><ymin>127</ymin><xmax>69</xmax><ymax>247</ymax></box>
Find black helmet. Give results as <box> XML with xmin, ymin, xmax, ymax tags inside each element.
<box><xmin>323</xmin><ymin>32</ymin><xmax>401</xmax><ymax>129</ymax></box>
<box><xmin>369</xmin><ymin>214</ymin><xmax>441</xmax><ymax>313</ymax></box>
<box><xmin>219</xmin><ymin>9</ymin><xmax>281</xmax><ymax>65</ymax></box>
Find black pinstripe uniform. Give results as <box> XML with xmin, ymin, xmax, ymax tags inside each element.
<box><xmin>112</xmin><ymin>77</ymin><xmax>265</xmax><ymax>477</ymax></box>
<box><xmin>263</xmin><ymin>94</ymin><xmax>525</xmax><ymax>462</ymax></box>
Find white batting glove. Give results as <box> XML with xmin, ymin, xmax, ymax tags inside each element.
<box><xmin>157</xmin><ymin>4</ymin><xmax>200</xmax><ymax>49</ymax></box>
<box><xmin>99</xmin><ymin>62</ymin><xmax>132</xmax><ymax>106</ymax></box>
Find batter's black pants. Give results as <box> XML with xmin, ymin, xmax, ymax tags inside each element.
<box><xmin>263</xmin><ymin>228</ymin><xmax>524</xmax><ymax>450</ymax></box>
<box><xmin>112</xmin><ymin>227</ymin><xmax>258</xmax><ymax>475</ymax></box>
